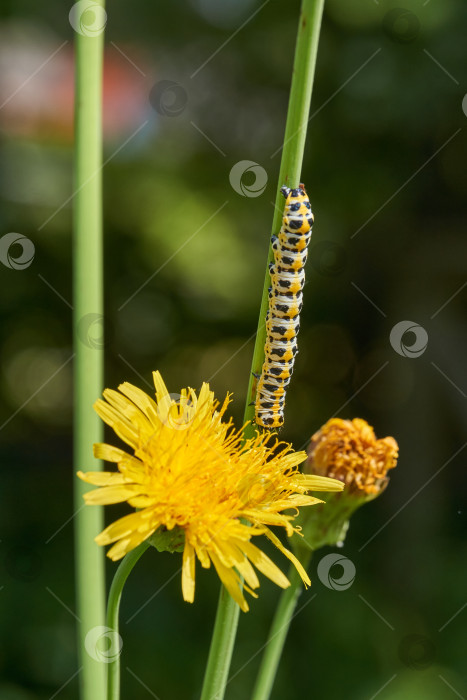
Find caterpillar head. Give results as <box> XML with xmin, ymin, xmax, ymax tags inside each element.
<box><xmin>291</xmin><ymin>184</ymin><xmax>307</xmax><ymax>198</ymax></box>
<box><xmin>281</xmin><ymin>183</ymin><xmax>309</xmax><ymax>202</ymax></box>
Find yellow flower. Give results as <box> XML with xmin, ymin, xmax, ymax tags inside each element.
<box><xmin>307</xmin><ymin>418</ymin><xmax>398</xmax><ymax>496</ymax></box>
<box><xmin>78</xmin><ymin>372</ymin><xmax>343</xmax><ymax>611</ymax></box>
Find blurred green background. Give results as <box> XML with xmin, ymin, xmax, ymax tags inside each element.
<box><xmin>1</xmin><ymin>0</ymin><xmax>466</xmax><ymax>698</ymax></box>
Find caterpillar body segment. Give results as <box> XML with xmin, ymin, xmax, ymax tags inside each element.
<box><xmin>264</xmin><ymin>338</ymin><xmax>298</xmax><ymax>362</ymax></box>
<box><xmin>271</xmin><ymin>237</ymin><xmax>308</xmax><ymax>270</ymax></box>
<box><xmin>269</xmin><ymin>267</ymin><xmax>305</xmax><ymax>294</ymax></box>
<box><xmin>277</xmin><ymin>230</ymin><xmax>312</xmax><ymax>252</ymax></box>
<box><xmin>255</xmin><ymin>184</ymin><xmax>313</xmax><ymax>429</ymax></box>
<box><xmin>269</xmin><ymin>298</ymin><xmax>302</xmax><ymax>319</ymax></box>
<box><xmin>266</xmin><ymin>318</ymin><xmax>300</xmax><ymax>342</ymax></box>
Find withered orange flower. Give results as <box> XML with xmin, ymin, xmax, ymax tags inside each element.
<box><xmin>306</xmin><ymin>418</ymin><xmax>398</xmax><ymax>497</ymax></box>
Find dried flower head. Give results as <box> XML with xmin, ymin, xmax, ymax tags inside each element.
<box><xmin>294</xmin><ymin>418</ymin><xmax>399</xmax><ymax>553</ymax></box>
<box><xmin>307</xmin><ymin>418</ymin><xmax>399</xmax><ymax>496</ymax></box>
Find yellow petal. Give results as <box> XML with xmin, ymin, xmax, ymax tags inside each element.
<box><xmin>242</xmin><ymin>510</ymin><xmax>293</xmax><ymax>527</ymax></box>
<box><xmin>264</xmin><ymin>528</ymin><xmax>311</xmax><ymax>587</ymax></box>
<box><xmin>152</xmin><ymin>371</ymin><xmax>170</xmax><ymax>404</ymax></box>
<box><xmin>106</xmin><ymin>526</ymin><xmax>156</xmax><ymax>561</ymax></box>
<box><xmin>118</xmin><ymin>382</ymin><xmax>160</xmax><ymax>425</ymax></box>
<box><xmin>210</xmin><ymin>552</ymin><xmax>249</xmax><ymax>612</ymax></box>
<box><xmin>106</xmin><ymin>538</ymin><xmax>132</xmax><ymax>561</ymax></box>
<box><xmin>93</xmin><ymin>442</ymin><xmax>144</xmax><ymax>477</ymax></box>
<box><xmin>96</xmin><ymin>510</ymin><xmax>154</xmax><ymax>545</ymax></box>
<box><xmin>83</xmin><ymin>484</ymin><xmax>145</xmax><ymax>505</ymax></box>
<box><xmin>77</xmin><ymin>470</ymin><xmax>130</xmax><ymax>486</ymax></box>
<box><xmin>238</xmin><ymin>539</ymin><xmax>290</xmax><ymax>589</ymax></box>
<box><xmin>300</xmin><ymin>475</ymin><xmax>344</xmax><ymax>492</ymax></box>
<box><xmin>102</xmin><ymin>389</ymin><xmax>153</xmax><ymax>438</ymax></box>
<box><xmin>182</xmin><ymin>541</ymin><xmax>196</xmax><ymax>603</ymax></box>
<box><xmin>242</xmin><ymin>583</ymin><xmax>259</xmax><ymax>599</ymax></box>
<box><xmin>127</xmin><ymin>495</ymin><xmax>158</xmax><ymax>508</ymax></box>
<box><xmin>93</xmin><ymin>400</ymin><xmax>139</xmax><ymax>448</ymax></box>
<box><xmin>235</xmin><ymin>558</ymin><xmax>260</xmax><ymax>591</ymax></box>
<box><xmin>270</xmin><ymin>495</ymin><xmax>324</xmax><ymax>510</ymax></box>
<box><xmin>194</xmin><ymin>544</ymin><xmax>211</xmax><ymax>569</ymax></box>
<box><xmin>242</xmin><ymin>510</ymin><xmax>295</xmax><ymax>536</ymax></box>
<box><xmin>92</xmin><ymin>443</ymin><xmax>132</xmax><ymax>463</ymax></box>
<box><xmin>216</xmin><ymin>540</ymin><xmax>260</xmax><ymax>590</ymax></box>
<box><xmin>196</xmin><ymin>382</ymin><xmax>214</xmax><ymax>416</ymax></box>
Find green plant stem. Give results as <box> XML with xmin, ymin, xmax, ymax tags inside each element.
<box><xmin>73</xmin><ymin>5</ymin><xmax>106</xmax><ymax>700</ymax></box>
<box><xmin>251</xmin><ymin>553</ymin><xmax>312</xmax><ymax>700</ymax></box>
<box><xmin>106</xmin><ymin>542</ymin><xmax>150</xmax><ymax>700</ymax></box>
<box><xmin>243</xmin><ymin>0</ymin><xmax>325</xmax><ymax>439</ymax></box>
<box><xmin>200</xmin><ymin>584</ymin><xmax>242</xmax><ymax>700</ymax></box>
<box><xmin>200</xmin><ymin>2</ymin><xmax>324</xmax><ymax>698</ymax></box>
<box><xmin>247</xmin><ymin>1</ymin><xmax>325</xmax><ymax>691</ymax></box>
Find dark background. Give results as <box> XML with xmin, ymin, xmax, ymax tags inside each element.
<box><xmin>1</xmin><ymin>0</ymin><xmax>466</xmax><ymax>698</ymax></box>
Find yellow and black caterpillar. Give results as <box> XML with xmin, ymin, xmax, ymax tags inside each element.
<box><xmin>255</xmin><ymin>184</ymin><xmax>313</xmax><ymax>429</ymax></box>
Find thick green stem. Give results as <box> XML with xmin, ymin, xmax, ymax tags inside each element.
<box><xmin>200</xmin><ymin>2</ymin><xmax>325</xmax><ymax>698</ymax></box>
<box><xmin>106</xmin><ymin>542</ymin><xmax>150</xmax><ymax>700</ymax></box>
<box><xmin>243</xmin><ymin>0</ymin><xmax>325</xmax><ymax>438</ymax></box>
<box><xmin>251</xmin><ymin>553</ymin><xmax>313</xmax><ymax>700</ymax></box>
<box><xmin>73</xmin><ymin>4</ymin><xmax>106</xmax><ymax>699</ymax></box>
<box><xmin>200</xmin><ymin>585</ymin><xmax>242</xmax><ymax>700</ymax></box>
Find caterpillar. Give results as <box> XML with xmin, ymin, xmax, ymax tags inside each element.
<box><xmin>255</xmin><ymin>184</ymin><xmax>313</xmax><ymax>429</ymax></box>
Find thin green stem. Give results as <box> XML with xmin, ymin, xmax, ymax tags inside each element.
<box><xmin>250</xmin><ymin>553</ymin><xmax>312</xmax><ymax>700</ymax></box>
<box><xmin>247</xmin><ymin>1</ymin><xmax>325</xmax><ymax>691</ymax></box>
<box><xmin>243</xmin><ymin>0</ymin><xmax>325</xmax><ymax>438</ymax></box>
<box><xmin>200</xmin><ymin>584</ymin><xmax>242</xmax><ymax>700</ymax></box>
<box><xmin>73</xmin><ymin>4</ymin><xmax>107</xmax><ymax>699</ymax></box>
<box><xmin>248</xmin><ymin>1</ymin><xmax>325</xmax><ymax>690</ymax></box>
<box><xmin>200</xmin><ymin>1</ymin><xmax>324</xmax><ymax>698</ymax></box>
<box><xmin>106</xmin><ymin>542</ymin><xmax>150</xmax><ymax>700</ymax></box>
